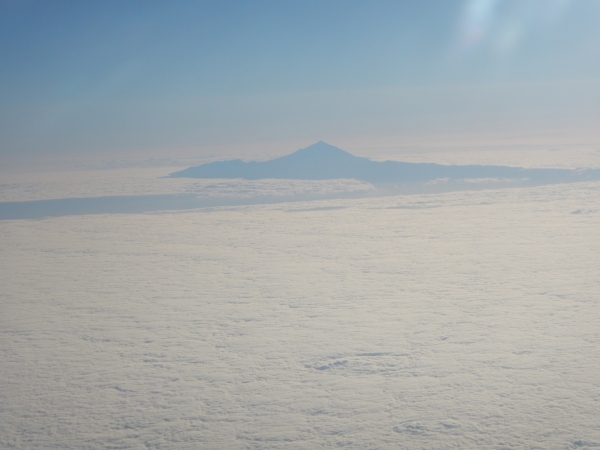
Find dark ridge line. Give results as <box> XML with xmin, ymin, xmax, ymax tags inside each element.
<box><xmin>0</xmin><ymin>177</ymin><xmax>595</xmax><ymax>220</ymax></box>
<box><xmin>169</xmin><ymin>141</ymin><xmax>600</xmax><ymax>184</ymax></box>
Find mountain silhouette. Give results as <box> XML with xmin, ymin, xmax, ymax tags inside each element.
<box><xmin>169</xmin><ymin>141</ymin><xmax>600</xmax><ymax>185</ymax></box>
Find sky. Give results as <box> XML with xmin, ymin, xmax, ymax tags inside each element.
<box><xmin>1</xmin><ymin>0</ymin><xmax>600</xmax><ymax>161</ymax></box>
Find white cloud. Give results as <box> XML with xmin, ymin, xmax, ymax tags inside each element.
<box><xmin>1</xmin><ymin>178</ymin><xmax>600</xmax><ymax>448</ymax></box>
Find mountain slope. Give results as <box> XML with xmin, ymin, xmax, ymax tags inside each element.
<box><xmin>169</xmin><ymin>141</ymin><xmax>600</xmax><ymax>185</ymax></box>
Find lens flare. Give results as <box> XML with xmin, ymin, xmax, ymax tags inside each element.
<box><xmin>457</xmin><ymin>0</ymin><xmax>576</xmax><ymax>54</ymax></box>
<box><xmin>459</xmin><ymin>0</ymin><xmax>499</xmax><ymax>51</ymax></box>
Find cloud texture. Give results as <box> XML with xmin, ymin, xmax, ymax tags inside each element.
<box><xmin>2</xmin><ymin>180</ymin><xmax>600</xmax><ymax>448</ymax></box>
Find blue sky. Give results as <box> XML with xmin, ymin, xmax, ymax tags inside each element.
<box><xmin>1</xmin><ymin>0</ymin><xmax>599</xmax><ymax>159</ymax></box>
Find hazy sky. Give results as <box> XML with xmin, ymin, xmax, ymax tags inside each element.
<box><xmin>1</xmin><ymin>0</ymin><xmax>600</xmax><ymax>159</ymax></box>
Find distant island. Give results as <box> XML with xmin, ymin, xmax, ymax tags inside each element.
<box><xmin>3</xmin><ymin>142</ymin><xmax>600</xmax><ymax>220</ymax></box>
<box><xmin>169</xmin><ymin>141</ymin><xmax>600</xmax><ymax>185</ymax></box>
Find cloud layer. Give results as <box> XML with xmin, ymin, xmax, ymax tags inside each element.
<box><xmin>2</xmin><ymin>180</ymin><xmax>600</xmax><ymax>448</ymax></box>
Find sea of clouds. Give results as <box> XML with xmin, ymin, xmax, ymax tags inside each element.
<box><xmin>1</xmin><ymin>161</ymin><xmax>600</xmax><ymax>449</ymax></box>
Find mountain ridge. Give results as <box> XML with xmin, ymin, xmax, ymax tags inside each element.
<box><xmin>169</xmin><ymin>141</ymin><xmax>600</xmax><ymax>185</ymax></box>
